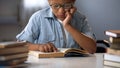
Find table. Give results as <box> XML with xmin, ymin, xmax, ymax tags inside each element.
<box><xmin>2</xmin><ymin>53</ymin><xmax>112</xmax><ymax>68</ymax></box>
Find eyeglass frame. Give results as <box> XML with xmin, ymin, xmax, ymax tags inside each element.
<box><xmin>50</xmin><ymin>3</ymin><xmax>74</xmax><ymax>9</ymax></box>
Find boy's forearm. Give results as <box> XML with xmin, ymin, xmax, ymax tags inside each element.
<box><xmin>27</xmin><ymin>42</ymin><xmax>39</xmax><ymax>51</ymax></box>
<box><xmin>65</xmin><ymin>25</ymin><xmax>97</xmax><ymax>53</ymax></box>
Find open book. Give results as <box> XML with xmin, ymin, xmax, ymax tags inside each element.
<box><xmin>29</xmin><ymin>48</ymin><xmax>90</xmax><ymax>58</ymax></box>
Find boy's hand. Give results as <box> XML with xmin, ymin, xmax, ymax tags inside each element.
<box><xmin>62</xmin><ymin>7</ymin><xmax>77</xmax><ymax>27</ymax></box>
<box><xmin>38</xmin><ymin>43</ymin><xmax>58</xmax><ymax>52</ymax></box>
<box><xmin>27</xmin><ymin>42</ymin><xmax>58</xmax><ymax>52</ymax></box>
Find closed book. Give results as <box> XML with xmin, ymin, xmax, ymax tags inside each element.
<box><xmin>109</xmin><ymin>37</ymin><xmax>120</xmax><ymax>43</ymax></box>
<box><xmin>0</xmin><ymin>41</ymin><xmax>26</xmax><ymax>48</ymax></box>
<box><xmin>104</xmin><ymin>53</ymin><xmax>120</xmax><ymax>62</ymax></box>
<box><xmin>107</xmin><ymin>48</ymin><xmax>120</xmax><ymax>56</ymax></box>
<box><xmin>110</xmin><ymin>43</ymin><xmax>120</xmax><ymax>50</ymax></box>
<box><xmin>104</xmin><ymin>60</ymin><xmax>120</xmax><ymax>68</ymax></box>
<box><xmin>0</xmin><ymin>46</ymin><xmax>28</xmax><ymax>55</ymax></box>
<box><xmin>0</xmin><ymin>52</ymin><xmax>28</xmax><ymax>61</ymax></box>
<box><xmin>105</xmin><ymin>30</ymin><xmax>120</xmax><ymax>37</ymax></box>
<box><xmin>104</xmin><ymin>53</ymin><xmax>120</xmax><ymax>67</ymax></box>
<box><xmin>0</xmin><ymin>57</ymin><xmax>27</xmax><ymax>66</ymax></box>
<box><xmin>29</xmin><ymin>48</ymin><xmax>90</xmax><ymax>58</ymax></box>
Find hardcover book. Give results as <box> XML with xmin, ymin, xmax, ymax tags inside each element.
<box><xmin>0</xmin><ymin>46</ymin><xmax>28</xmax><ymax>55</ymax></box>
<box><xmin>104</xmin><ymin>53</ymin><xmax>120</xmax><ymax>63</ymax></box>
<box><xmin>109</xmin><ymin>37</ymin><xmax>120</xmax><ymax>43</ymax></box>
<box><xmin>0</xmin><ymin>52</ymin><xmax>28</xmax><ymax>61</ymax></box>
<box><xmin>106</xmin><ymin>48</ymin><xmax>120</xmax><ymax>56</ymax></box>
<box><xmin>105</xmin><ymin>30</ymin><xmax>120</xmax><ymax>37</ymax></box>
<box><xmin>110</xmin><ymin>43</ymin><xmax>120</xmax><ymax>50</ymax></box>
<box><xmin>0</xmin><ymin>57</ymin><xmax>27</xmax><ymax>66</ymax></box>
<box><xmin>0</xmin><ymin>41</ymin><xmax>26</xmax><ymax>48</ymax></box>
<box><xmin>29</xmin><ymin>48</ymin><xmax>90</xmax><ymax>58</ymax></box>
<box><xmin>104</xmin><ymin>60</ymin><xmax>120</xmax><ymax>68</ymax></box>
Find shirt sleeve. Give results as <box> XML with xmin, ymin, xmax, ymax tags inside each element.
<box><xmin>81</xmin><ymin>17</ymin><xmax>96</xmax><ymax>40</ymax></box>
<box><xmin>16</xmin><ymin>12</ymin><xmax>40</xmax><ymax>43</ymax></box>
<box><xmin>73</xmin><ymin>11</ymin><xmax>96</xmax><ymax>40</ymax></box>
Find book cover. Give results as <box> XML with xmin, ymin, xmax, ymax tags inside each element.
<box><xmin>0</xmin><ymin>57</ymin><xmax>27</xmax><ymax>66</ymax></box>
<box><xmin>104</xmin><ymin>60</ymin><xmax>120</xmax><ymax>68</ymax></box>
<box><xmin>107</xmin><ymin>48</ymin><xmax>120</xmax><ymax>56</ymax></box>
<box><xmin>0</xmin><ymin>52</ymin><xmax>28</xmax><ymax>61</ymax></box>
<box><xmin>105</xmin><ymin>30</ymin><xmax>120</xmax><ymax>37</ymax></box>
<box><xmin>104</xmin><ymin>53</ymin><xmax>120</xmax><ymax>63</ymax></box>
<box><xmin>109</xmin><ymin>37</ymin><xmax>120</xmax><ymax>43</ymax></box>
<box><xmin>29</xmin><ymin>48</ymin><xmax>90</xmax><ymax>58</ymax></box>
<box><xmin>0</xmin><ymin>41</ymin><xmax>26</xmax><ymax>48</ymax></box>
<box><xmin>0</xmin><ymin>46</ymin><xmax>28</xmax><ymax>55</ymax></box>
<box><xmin>110</xmin><ymin>43</ymin><xmax>120</xmax><ymax>50</ymax></box>
<box><xmin>103</xmin><ymin>53</ymin><xmax>120</xmax><ymax>68</ymax></box>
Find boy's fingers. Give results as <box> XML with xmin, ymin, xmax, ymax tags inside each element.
<box><xmin>70</xmin><ymin>7</ymin><xmax>77</xmax><ymax>15</ymax></box>
<box><xmin>49</xmin><ymin>43</ymin><xmax>58</xmax><ymax>52</ymax></box>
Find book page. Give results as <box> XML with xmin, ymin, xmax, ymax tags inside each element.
<box><xmin>58</xmin><ymin>48</ymin><xmax>88</xmax><ymax>54</ymax></box>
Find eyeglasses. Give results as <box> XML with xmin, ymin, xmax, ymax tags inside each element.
<box><xmin>50</xmin><ymin>3</ymin><xmax>73</xmax><ymax>9</ymax></box>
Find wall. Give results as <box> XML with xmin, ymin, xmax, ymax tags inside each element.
<box><xmin>19</xmin><ymin>0</ymin><xmax>49</xmax><ymax>30</ymax></box>
<box><xmin>0</xmin><ymin>0</ymin><xmax>48</xmax><ymax>42</ymax></box>
<box><xmin>75</xmin><ymin>0</ymin><xmax>120</xmax><ymax>40</ymax></box>
<box><xmin>0</xmin><ymin>0</ymin><xmax>120</xmax><ymax>41</ymax></box>
<box><xmin>0</xmin><ymin>24</ymin><xmax>20</xmax><ymax>41</ymax></box>
<box><xmin>0</xmin><ymin>0</ymin><xmax>20</xmax><ymax>41</ymax></box>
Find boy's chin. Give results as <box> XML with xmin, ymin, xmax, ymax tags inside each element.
<box><xmin>58</xmin><ymin>17</ymin><xmax>66</xmax><ymax>21</ymax></box>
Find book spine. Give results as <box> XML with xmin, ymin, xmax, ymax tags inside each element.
<box><xmin>110</xmin><ymin>43</ymin><xmax>120</xmax><ymax>50</ymax></box>
<box><xmin>0</xmin><ymin>52</ymin><xmax>28</xmax><ymax>61</ymax></box>
<box><xmin>107</xmin><ymin>48</ymin><xmax>120</xmax><ymax>56</ymax></box>
<box><xmin>0</xmin><ymin>41</ymin><xmax>26</xmax><ymax>48</ymax></box>
<box><xmin>104</xmin><ymin>60</ymin><xmax>120</xmax><ymax>68</ymax></box>
<box><xmin>105</xmin><ymin>31</ymin><xmax>117</xmax><ymax>37</ymax></box>
<box><xmin>0</xmin><ymin>57</ymin><xmax>27</xmax><ymax>66</ymax></box>
<box><xmin>109</xmin><ymin>37</ymin><xmax>120</xmax><ymax>43</ymax></box>
<box><xmin>104</xmin><ymin>53</ymin><xmax>120</xmax><ymax>62</ymax></box>
<box><xmin>0</xmin><ymin>46</ymin><xmax>28</xmax><ymax>55</ymax></box>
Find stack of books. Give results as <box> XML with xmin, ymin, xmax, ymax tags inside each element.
<box><xmin>105</xmin><ymin>30</ymin><xmax>120</xmax><ymax>49</ymax></box>
<box><xmin>104</xmin><ymin>30</ymin><xmax>120</xmax><ymax>68</ymax></box>
<box><xmin>0</xmin><ymin>41</ymin><xmax>28</xmax><ymax>66</ymax></box>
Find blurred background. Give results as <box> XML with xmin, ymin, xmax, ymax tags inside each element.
<box><xmin>0</xmin><ymin>0</ymin><xmax>120</xmax><ymax>42</ymax></box>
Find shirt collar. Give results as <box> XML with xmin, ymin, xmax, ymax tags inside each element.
<box><xmin>43</xmin><ymin>7</ymin><xmax>55</xmax><ymax>19</ymax></box>
<box><xmin>57</xmin><ymin>19</ymin><xmax>62</xmax><ymax>23</ymax></box>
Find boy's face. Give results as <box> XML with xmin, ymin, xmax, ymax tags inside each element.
<box><xmin>48</xmin><ymin>0</ymin><xmax>75</xmax><ymax>21</ymax></box>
